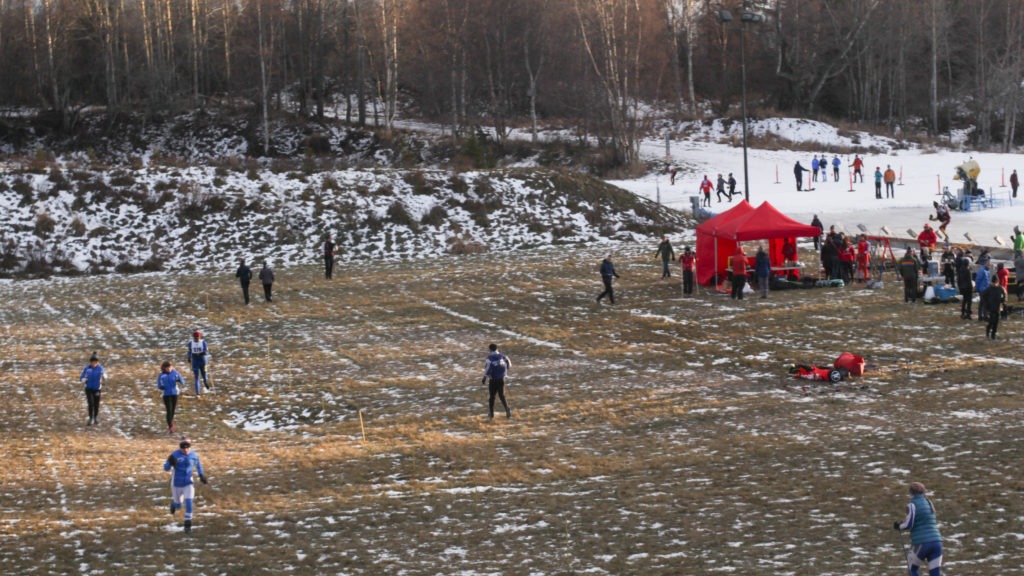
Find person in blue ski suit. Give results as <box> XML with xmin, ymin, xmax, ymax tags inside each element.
<box><xmin>831</xmin><ymin>155</ymin><xmax>841</xmax><ymax>181</ymax></box>
<box><xmin>186</xmin><ymin>330</ymin><xmax>210</xmax><ymax>396</ymax></box>
<box><xmin>811</xmin><ymin>156</ymin><xmax>820</xmax><ymax>182</ymax></box>
<box><xmin>482</xmin><ymin>343</ymin><xmax>512</xmax><ymax>419</ymax></box>
<box><xmin>975</xmin><ymin>262</ymin><xmax>991</xmax><ymax>321</ymax></box>
<box><xmin>164</xmin><ymin>436</ymin><xmax>208</xmax><ymax>533</ymax></box>
<box><xmin>79</xmin><ymin>351</ymin><xmax>108</xmax><ymax>426</ymax></box>
<box><xmin>157</xmin><ymin>361</ymin><xmax>184</xmax><ymax>433</ymax></box>
<box><xmin>894</xmin><ymin>482</ymin><xmax>943</xmax><ymax>576</ymax></box>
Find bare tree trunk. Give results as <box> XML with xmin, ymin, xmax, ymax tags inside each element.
<box><xmin>930</xmin><ymin>0</ymin><xmax>939</xmax><ymax>134</ymax></box>
<box><xmin>257</xmin><ymin>0</ymin><xmax>270</xmax><ymax>154</ymax></box>
<box><xmin>523</xmin><ymin>24</ymin><xmax>544</xmax><ymax>143</ymax></box>
<box><xmin>378</xmin><ymin>0</ymin><xmax>401</xmax><ymax>134</ymax></box>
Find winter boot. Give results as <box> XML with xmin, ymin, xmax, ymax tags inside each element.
<box><xmin>170</xmin><ymin>502</ymin><xmax>176</xmax><ymax>515</ymax></box>
<box><xmin>184</xmin><ymin>520</ymin><xmax>191</xmax><ymax>533</ymax></box>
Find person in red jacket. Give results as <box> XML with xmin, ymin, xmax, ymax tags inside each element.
<box><xmin>917</xmin><ymin>223</ymin><xmax>939</xmax><ymax>268</ymax></box>
<box><xmin>678</xmin><ymin>246</ymin><xmax>697</xmax><ymax>296</ymax></box>
<box><xmin>699</xmin><ymin>175</ymin><xmax>713</xmax><ymax>207</ymax></box>
<box><xmin>856</xmin><ymin>236</ymin><xmax>871</xmax><ymax>282</ymax></box>
<box><xmin>850</xmin><ymin>155</ymin><xmax>864</xmax><ymax>182</ymax></box>
<box><xmin>996</xmin><ymin>262</ymin><xmax>1010</xmax><ymax>292</ymax></box>
<box><xmin>729</xmin><ymin>246</ymin><xmax>748</xmax><ymax>300</ymax></box>
<box><xmin>838</xmin><ymin>238</ymin><xmax>856</xmax><ymax>284</ymax></box>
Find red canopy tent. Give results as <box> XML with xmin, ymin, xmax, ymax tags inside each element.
<box><xmin>696</xmin><ymin>201</ymin><xmax>820</xmax><ymax>285</ymax></box>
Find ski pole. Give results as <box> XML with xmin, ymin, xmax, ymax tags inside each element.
<box><xmin>895</xmin><ymin>527</ymin><xmax>911</xmax><ymax>574</ymax></box>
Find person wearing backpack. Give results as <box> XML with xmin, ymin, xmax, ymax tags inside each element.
<box><xmin>481</xmin><ymin>344</ymin><xmax>511</xmax><ymax>419</ymax></box>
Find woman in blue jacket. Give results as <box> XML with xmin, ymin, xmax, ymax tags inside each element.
<box><xmin>157</xmin><ymin>361</ymin><xmax>184</xmax><ymax>433</ymax></box>
<box><xmin>755</xmin><ymin>246</ymin><xmax>771</xmax><ymax>298</ymax></box>
<box><xmin>79</xmin><ymin>351</ymin><xmax>108</xmax><ymax>426</ymax></box>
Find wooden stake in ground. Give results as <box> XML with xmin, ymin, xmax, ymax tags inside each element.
<box><xmin>358</xmin><ymin>408</ymin><xmax>366</xmax><ymax>442</ymax></box>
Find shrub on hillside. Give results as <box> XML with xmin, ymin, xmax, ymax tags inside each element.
<box><xmin>420</xmin><ymin>205</ymin><xmax>448</xmax><ymax>227</ymax></box>
<box><xmin>405</xmin><ymin>170</ymin><xmax>434</xmax><ymax>195</ymax></box>
<box><xmin>69</xmin><ymin>216</ymin><xmax>87</xmax><ymax>236</ymax></box>
<box><xmin>34</xmin><ymin>212</ymin><xmax>56</xmax><ymax>236</ymax></box>
<box><xmin>448</xmin><ymin>236</ymin><xmax>488</xmax><ymax>254</ymax></box>
<box><xmin>387</xmin><ymin>201</ymin><xmax>419</xmax><ymax>232</ymax></box>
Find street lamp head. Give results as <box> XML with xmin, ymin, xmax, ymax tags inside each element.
<box><xmin>740</xmin><ymin>12</ymin><xmax>765</xmax><ymax>24</ymax></box>
<box><xmin>718</xmin><ymin>9</ymin><xmax>734</xmax><ymax>23</ymax></box>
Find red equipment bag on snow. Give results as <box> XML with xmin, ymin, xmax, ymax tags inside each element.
<box><xmin>834</xmin><ymin>352</ymin><xmax>865</xmax><ymax>376</ymax></box>
<box><xmin>790</xmin><ymin>365</ymin><xmax>846</xmax><ymax>383</ymax></box>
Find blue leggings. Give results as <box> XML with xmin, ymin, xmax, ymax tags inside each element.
<box><xmin>908</xmin><ymin>541</ymin><xmax>942</xmax><ymax>576</ymax></box>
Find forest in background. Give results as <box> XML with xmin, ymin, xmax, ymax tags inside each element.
<box><xmin>1</xmin><ymin>0</ymin><xmax>1023</xmax><ymax>166</ymax></box>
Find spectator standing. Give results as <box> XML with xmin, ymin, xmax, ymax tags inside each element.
<box><xmin>782</xmin><ymin>238</ymin><xmax>797</xmax><ymax>266</ymax></box>
<box><xmin>893</xmin><ymin>482</ymin><xmax>944</xmax><ymax>576</ymax></box>
<box><xmin>976</xmin><ymin>262</ymin><xmax>991</xmax><ymax>321</ymax></box>
<box><xmin>258</xmin><ymin>261</ymin><xmax>275</xmax><ymax>303</ymax></box>
<box><xmin>596</xmin><ymin>255</ymin><xmax>620</xmax><ymax>305</ymax></box>
<box><xmin>898</xmin><ymin>248</ymin><xmax>922</xmax><ymax>303</ymax></box>
<box><xmin>856</xmin><ymin>236</ymin><xmax>871</xmax><ymax>282</ymax></box>
<box><xmin>1011</xmin><ymin>169</ymin><xmax>1019</xmax><ymax>198</ymax></box>
<box><xmin>1014</xmin><ymin>250</ymin><xmax>1024</xmax><ymax>301</ymax></box>
<box><xmin>794</xmin><ymin>161</ymin><xmax>809</xmax><ymax>191</ymax></box>
<box><xmin>729</xmin><ymin>246</ymin><xmax>748</xmax><ymax>300</ymax></box>
<box><xmin>839</xmin><ymin>238</ymin><xmax>856</xmax><ymax>284</ymax></box>
<box><xmin>79</xmin><ymin>352</ymin><xmax>108</xmax><ymax>426</ymax></box>
<box><xmin>996</xmin><ymin>262</ymin><xmax>1010</xmax><ymax>292</ymax></box>
<box><xmin>831</xmin><ymin>155</ymin><xmax>841</xmax><ymax>182</ymax></box>
<box><xmin>754</xmin><ymin>246</ymin><xmax>771</xmax><ymax>299</ymax></box>
<box><xmin>851</xmin><ymin>155</ymin><xmax>864</xmax><ymax>182</ymax></box>
<box><xmin>655</xmin><ymin>236</ymin><xmax>675</xmax><ymax>278</ymax></box>
<box><xmin>874</xmin><ymin>167</ymin><xmax>884</xmax><ymax>199</ymax></box>
<box><xmin>1012</xmin><ymin>226</ymin><xmax>1024</xmax><ymax>254</ymax></box>
<box><xmin>940</xmin><ymin>246</ymin><xmax>956</xmax><ymax>286</ymax></box>
<box><xmin>955</xmin><ymin>248</ymin><xmax>974</xmax><ymax>319</ymax></box>
<box><xmin>323</xmin><ymin>234</ymin><xmax>336</xmax><ymax>279</ymax></box>
<box><xmin>981</xmin><ymin>284</ymin><xmax>1006</xmax><ymax>339</ymax></box>
<box><xmin>810</xmin><ymin>215</ymin><xmax>824</xmax><ymax>250</ymax></box>
<box><xmin>699</xmin><ymin>175</ymin><xmax>713</xmax><ymax>207</ymax></box>
<box><xmin>679</xmin><ymin>246</ymin><xmax>696</xmax><ymax>296</ymax></box>
<box><xmin>884</xmin><ymin>165</ymin><xmax>897</xmax><ymax>198</ymax></box>
<box><xmin>235</xmin><ymin>260</ymin><xmax>252</xmax><ymax>305</ymax></box>
<box><xmin>811</xmin><ymin>156</ymin><xmax>820</xmax><ymax>182</ymax></box>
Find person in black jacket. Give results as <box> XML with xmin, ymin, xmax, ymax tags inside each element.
<box><xmin>955</xmin><ymin>248</ymin><xmax>974</xmax><ymax>319</ymax></box>
<box><xmin>981</xmin><ymin>284</ymin><xmax>1006</xmax><ymax>339</ymax></box>
<box><xmin>323</xmin><ymin>234</ymin><xmax>336</xmax><ymax>279</ymax></box>
<box><xmin>596</xmin><ymin>255</ymin><xmax>620</xmax><ymax>304</ymax></box>
<box><xmin>810</xmin><ymin>214</ymin><xmax>824</xmax><ymax>250</ymax></box>
<box><xmin>235</xmin><ymin>259</ymin><xmax>253</xmax><ymax>305</ymax></box>
<box><xmin>258</xmin><ymin>261</ymin><xmax>275</xmax><ymax>303</ymax></box>
<box><xmin>794</xmin><ymin>161</ymin><xmax>810</xmax><ymax>191</ymax></box>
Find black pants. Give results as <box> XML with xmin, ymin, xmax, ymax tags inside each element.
<box><xmin>86</xmin><ymin>389</ymin><xmax>101</xmax><ymax>421</ymax></box>
<box><xmin>597</xmin><ymin>277</ymin><xmax>615</xmax><ymax>304</ymax></box>
<box><xmin>163</xmin><ymin>395</ymin><xmax>178</xmax><ymax>428</ymax></box>
<box><xmin>875</xmin><ymin>183</ymin><xmax>882</xmax><ymax>198</ymax></box>
<box><xmin>987</xmin><ymin>314</ymin><xmax>1000</xmax><ymax>339</ymax></box>
<box><xmin>903</xmin><ymin>278</ymin><xmax>918</xmax><ymax>302</ymax></box>
<box><xmin>263</xmin><ymin>283</ymin><xmax>273</xmax><ymax>302</ymax></box>
<box><xmin>240</xmin><ymin>280</ymin><xmax>250</xmax><ymax>305</ymax></box>
<box><xmin>324</xmin><ymin>254</ymin><xmax>334</xmax><ymax>279</ymax></box>
<box><xmin>488</xmin><ymin>378</ymin><xmax>510</xmax><ymax>417</ymax></box>
<box><xmin>683</xmin><ymin>270</ymin><xmax>694</xmax><ymax>295</ymax></box>
<box><xmin>960</xmin><ymin>285</ymin><xmax>973</xmax><ymax>317</ymax></box>
<box><xmin>731</xmin><ymin>274</ymin><xmax>746</xmax><ymax>299</ymax></box>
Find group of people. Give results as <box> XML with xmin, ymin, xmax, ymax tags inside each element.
<box><xmin>235</xmin><ymin>260</ymin><xmax>275</xmax><ymax>304</ymax></box>
<box><xmin>817</xmin><ymin>224</ymin><xmax>872</xmax><ymax>284</ymax></box>
<box><xmin>698</xmin><ymin>173</ymin><xmax>738</xmax><ymax>206</ymax></box>
<box><xmin>79</xmin><ymin>339</ymin><xmax>211</xmax><ymax>533</ymax></box>
<box><xmin>793</xmin><ymin>155</ymin><xmax>898</xmax><ymax>199</ymax></box>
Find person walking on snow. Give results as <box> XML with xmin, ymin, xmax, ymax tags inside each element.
<box><xmin>811</xmin><ymin>156</ymin><xmax>820</xmax><ymax>182</ymax></box>
<box><xmin>164</xmin><ymin>436</ymin><xmax>208</xmax><ymax>533</ymax></box>
<box><xmin>754</xmin><ymin>246</ymin><xmax>771</xmax><ymax>299</ymax></box>
<box><xmin>884</xmin><ymin>165</ymin><xmax>897</xmax><ymax>198</ymax></box>
<box><xmin>235</xmin><ymin>259</ymin><xmax>252</xmax><ymax>305</ymax></box>
<box><xmin>794</xmin><ymin>161</ymin><xmax>809</xmax><ymax>191</ymax></box>
<box><xmin>874</xmin><ymin>167</ymin><xmax>884</xmax><ymax>199</ymax></box>
<box><xmin>323</xmin><ymin>234</ymin><xmax>336</xmax><ymax>279</ymax></box>
<box><xmin>596</xmin><ymin>255</ymin><xmax>620</xmax><ymax>304</ymax></box>
<box><xmin>699</xmin><ymin>175</ymin><xmax>713</xmax><ymax>207</ymax></box>
<box><xmin>679</xmin><ymin>246</ymin><xmax>696</xmax><ymax>296</ymax></box>
<box><xmin>258</xmin><ymin>261</ymin><xmax>275</xmax><ymax>302</ymax></box>
<box><xmin>831</xmin><ymin>155</ymin><xmax>841</xmax><ymax>181</ymax></box>
<box><xmin>80</xmin><ymin>351</ymin><xmax>108</xmax><ymax>426</ymax></box>
<box><xmin>157</xmin><ymin>361</ymin><xmax>184</xmax><ymax>434</ymax></box>
<box><xmin>893</xmin><ymin>482</ymin><xmax>944</xmax><ymax>576</ymax></box>
<box><xmin>482</xmin><ymin>343</ymin><xmax>512</xmax><ymax>419</ymax></box>
<box><xmin>716</xmin><ymin>174</ymin><xmax>728</xmax><ymax>202</ymax></box>
<box><xmin>851</xmin><ymin>155</ymin><xmax>864</xmax><ymax>182</ymax></box>
<box><xmin>655</xmin><ymin>236</ymin><xmax>675</xmax><ymax>278</ymax></box>
<box><xmin>186</xmin><ymin>330</ymin><xmax>210</xmax><ymax>396</ymax></box>
<box><xmin>1011</xmin><ymin>169</ymin><xmax>1019</xmax><ymax>198</ymax></box>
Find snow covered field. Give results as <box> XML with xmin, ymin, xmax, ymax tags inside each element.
<box><xmin>1</xmin><ymin>239</ymin><xmax>1022</xmax><ymax>574</ymax></box>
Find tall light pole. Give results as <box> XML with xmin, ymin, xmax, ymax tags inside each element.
<box><xmin>719</xmin><ymin>7</ymin><xmax>763</xmax><ymax>203</ymax></box>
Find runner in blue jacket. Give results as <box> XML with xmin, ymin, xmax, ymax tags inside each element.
<box><xmin>482</xmin><ymin>343</ymin><xmax>512</xmax><ymax>419</ymax></box>
<box><xmin>186</xmin><ymin>330</ymin><xmax>210</xmax><ymax>396</ymax></box>
<box><xmin>157</xmin><ymin>361</ymin><xmax>184</xmax><ymax>433</ymax></box>
<box><xmin>79</xmin><ymin>351</ymin><xmax>108</xmax><ymax>426</ymax></box>
<box><xmin>894</xmin><ymin>482</ymin><xmax>943</xmax><ymax>576</ymax></box>
<box><xmin>164</xmin><ymin>437</ymin><xmax>208</xmax><ymax>533</ymax></box>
